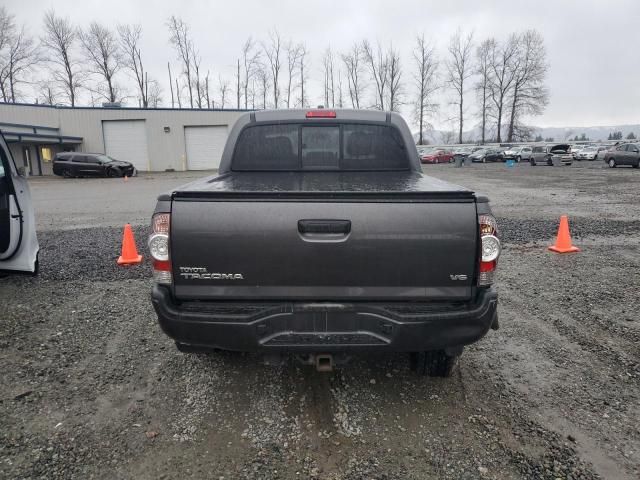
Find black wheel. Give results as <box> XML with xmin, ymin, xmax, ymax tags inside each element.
<box><xmin>608</xmin><ymin>158</ymin><xmax>616</xmax><ymax>168</ymax></box>
<box><xmin>482</xmin><ymin>156</ymin><xmax>486</xmax><ymax>163</ymax></box>
<box><xmin>107</xmin><ymin>168</ymin><xmax>121</xmax><ymax>178</ymax></box>
<box><xmin>410</xmin><ymin>350</ymin><xmax>459</xmax><ymax>377</ymax></box>
<box><xmin>530</xmin><ymin>159</ymin><xmax>535</xmax><ymax>166</ymax></box>
<box><xmin>62</xmin><ymin>168</ymin><xmax>73</xmax><ymax>178</ymax></box>
<box><xmin>633</xmin><ymin>161</ymin><xmax>639</xmax><ymax>169</ymax></box>
<box><xmin>547</xmin><ymin>156</ymin><xmax>553</xmax><ymax>166</ymax></box>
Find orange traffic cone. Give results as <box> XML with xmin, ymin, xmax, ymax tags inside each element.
<box><xmin>548</xmin><ymin>215</ymin><xmax>580</xmax><ymax>253</ymax></box>
<box><xmin>117</xmin><ymin>224</ymin><xmax>143</xmax><ymax>265</ymax></box>
<box><xmin>123</xmin><ymin>175</ymin><xmax>128</xmax><ymax>182</ymax></box>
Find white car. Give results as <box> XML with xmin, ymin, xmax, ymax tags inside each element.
<box><xmin>575</xmin><ymin>146</ymin><xmax>598</xmax><ymax>161</ymax></box>
<box><xmin>0</xmin><ymin>133</ymin><xmax>39</xmax><ymax>274</ymax></box>
<box><xmin>570</xmin><ymin>145</ymin><xmax>589</xmax><ymax>158</ymax></box>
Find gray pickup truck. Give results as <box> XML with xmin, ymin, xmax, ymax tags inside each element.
<box><xmin>149</xmin><ymin>109</ymin><xmax>500</xmax><ymax>377</ymax></box>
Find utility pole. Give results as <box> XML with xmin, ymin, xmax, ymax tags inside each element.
<box><xmin>237</xmin><ymin>59</ymin><xmax>241</xmax><ymax>109</ymax></box>
<box><xmin>168</xmin><ymin>63</ymin><xmax>174</xmax><ymax>108</ymax></box>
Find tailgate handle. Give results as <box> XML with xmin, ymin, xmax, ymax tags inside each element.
<box><xmin>298</xmin><ymin>219</ymin><xmax>351</xmax><ymax>235</ymax></box>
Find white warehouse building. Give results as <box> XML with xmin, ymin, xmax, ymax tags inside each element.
<box><xmin>0</xmin><ymin>102</ymin><xmax>248</xmax><ymax>176</ymax></box>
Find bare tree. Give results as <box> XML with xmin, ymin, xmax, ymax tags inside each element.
<box><xmin>285</xmin><ymin>41</ymin><xmax>302</xmax><ymax>108</ymax></box>
<box><xmin>441</xmin><ymin>129</ymin><xmax>456</xmax><ymax>145</ymax></box>
<box><xmin>341</xmin><ymin>42</ymin><xmax>364</xmax><ymax>108</ymax></box>
<box><xmin>78</xmin><ymin>22</ymin><xmax>121</xmax><ymax>103</ymax></box>
<box><xmin>488</xmin><ymin>34</ymin><xmax>519</xmax><ymax>143</ymax></box>
<box><xmin>387</xmin><ymin>44</ymin><xmax>402</xmax><ymax>112</ymax></box>
<box><xmin>147</xmin><ymin>79</ymin><xmax>162</xmax><ymax>107</ymax></box>
<box><xmin>445</xmin><ymin>29</ymin><xmax>474</xmax><ymax>144</ymax></box>
<box><xmin>506</xmin><ymin>30</ymin><xmax>549</xmax><ymax>142</ymax></box>
<box><xmin>263</xmin><ymin>29</ymin><xmax>282</xmax><ymax>108</ymax></box>
<box><xmin>0</xmin><ymin>19</ymin><xmax>39</xmax><ymax>103</ymax></box>
<box><xmin>297</xmin><ymin>44</ymin><xmax>308</xmax><ymax>108</ymax></box>
<box><xmin>0</xmin><ymin>7</ymin><xmax>12</xmax><ymax>56</ymax></box>
<box><xmin>217</xmin><ymin>75</ymin><xmax>229</xmax><ymax>108</ymax></box>
<box><xmin>37</xmin><ymin>80</ymin><xmax>57</xmax><ymax>105</ymax></box>
<box><xmin>41</xmin><ymin>10</ymin><xmax>82</xmax><ymax>106</ymax></box>
<box><xmin>118</xmin><ymin>24</ymin><xmax>156</xmax><ymax>107</ymax></box>
<box><xmin>336</xmin><ymin>70</ymin><xmax>344</xmax><ymax>108</ymax></box>
<box><xmin>256</xmin><ymin>65</ymin><xmax>269</xmax><ymax>109</ymax></box>
<box><xmin>412</xmin><ymin>34</ymin><xmax>439</xmax><ymax>145</ymax></box>
<box><xmin>475</xmin><ymin>39</ymin><xmax>493</xmax><ymax>144</ymax></box>
<box><xmin>167</xmin><ymin>16</ymin><xmax>194</xmax><ymax>107</ymax></box>
<box><xmin>321</xmin><ymin>47</ymin><xmax>336</xmax><ymax>107</ymax></box>
<box><xmin>189</xmin><ymin>43</ymin><xmax>204</xmax><ymax>108</ymax></box>
<box><xmin>362</xmin><ymin>40</ymin><xmax>388</xmax><ymax>110</ymax></box>
<box><xmin>241</xmin><ymin>37</ymin><xmax>261</xmax><ymax>109</ymax></box>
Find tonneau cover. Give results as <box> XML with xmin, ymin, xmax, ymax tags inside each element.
<box><xmin>171</xmin><ymin>171</ymin><xmax>475</xmax><ymax>200</ymax></box>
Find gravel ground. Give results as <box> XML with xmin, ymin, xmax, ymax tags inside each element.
<box><xmin>1</xmin><ymin>162</ymin><xmax>639</xmax><ymax>479</ymax></box>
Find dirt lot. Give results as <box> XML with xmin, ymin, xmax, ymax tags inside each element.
<box><xmin>1</xmin><ymin>162</ymin><xmax>639</xmax><ymax>479</ymax></box>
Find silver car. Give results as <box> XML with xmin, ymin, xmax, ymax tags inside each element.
<box><xmin>530</xmin><ymin>144</ymin><xmax>573</xmax><ymax>166</ymax></box>
<box><xmin>503</xmin><ymin>145</ymin><xmax>533</xmax><ymax>162</ymax></box>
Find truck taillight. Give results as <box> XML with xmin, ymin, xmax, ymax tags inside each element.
<box><xmin>150</xmin><ymin>213</ymin><xmax>171</xmax><ymax>285</ymax></box>
<box><xmin>306</xmin><ymin>110</ymin><xmax>337</xmax><ymax>118</ymax></box>
<box><xmin>478</xmin><ymin>214</ymin><xmax>500</xmax><ymax>286</ymax></box>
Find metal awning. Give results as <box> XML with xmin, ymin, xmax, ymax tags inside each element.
<box><xmin>2</xmin><ymin>132</ymin><xmax>83</xmax><ymax>145</ymax></box>
<box><xmin>0</xmin><ymin>122</ymin><xmax>83</xmax><ymax>145</ymax></box>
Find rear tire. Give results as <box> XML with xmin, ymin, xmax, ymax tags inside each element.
<box><xmin>547</xmin><ymin>156</ymin><xmax>553</xmax><ymax>166</ymax></box>
<box><xmin>410</xmin><ymin>350</ymin><xmax>459</xmax><ymax>377</ymax></box>
<box><xmin>530</xmin><ymin>159</ymin><xmax>535</xmax><ymax>166</ymax></box>
<box><xmin>608</xmin><ymin>158</ymin><xmax>616</xmax><ymax>168</ymax></box>
<box><xmin>62</xmin><ymin>168</ymin><xmax>73</xmax><ymax>178</ymax></box>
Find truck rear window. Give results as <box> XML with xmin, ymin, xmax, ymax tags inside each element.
<box><xmin>232</xmin><ymin>123</ymin><xmax>409</xmax><ymax>171</ymax></box>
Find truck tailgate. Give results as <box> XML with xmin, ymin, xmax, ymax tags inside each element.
<box><xmin>170</xmin><ymin>196</ymin><xmax>478</xmax><ymax>301</ymax></box>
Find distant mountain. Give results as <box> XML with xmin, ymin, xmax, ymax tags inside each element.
<box><xmin>414</xmin><ymin>124</ymin><xmax>640</xmax><ymax>145</ymax></box>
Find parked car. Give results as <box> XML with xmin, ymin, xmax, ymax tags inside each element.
<box><xmin>570</xmin><ymin>145</ymin><xmax>590</xmax><ymax>159</ymax></box>
<box><xmin>469</xmin><ymin>148</ymin><xmax>504</xmax><ymax>163</ymax></box>
<box><xmin>150</xmin><ymin>109</ymin><xmax>500</xmax><ymax>377</ymax></box>
<box><xmin>604</xmin><ymin>143</ymin><xmax>640</xmax><ymax>168</ymax></box>
<box><xmin>575</xmin><ymin>146</ymin><xmax>598</xmax><ymax>161</ymax></box>
<box><xmin>421</xmin><ymin>149</ymin><xmax>454</xmax><ymax>164</ymax></box>
<box><xmin>53</xmin><ymin>152</ymin><xmax>136</xmax><ymax>178</ymax></box>
<box><xmin>0</xmin><ymin>132</ymin><xmax>38</xmax><ymax>274</ymax></box>
<box><xmin>503</xmin><ymin>146</ymin><xmax>533</xmax><ymax>162</ymax></box>
<box><xmin>452</xmin><ymin>146</ymin><xmax>474</xmax><ymax>162</ymax></box>
<box><xmin>530</xmin><ymin>144</ymin><xmax>573</xmax><ymax>166</ymax></box>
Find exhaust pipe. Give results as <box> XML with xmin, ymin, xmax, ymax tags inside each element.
<box><xmin>315</xmin><ymin>354</ymin><xmax>334</xmax><ymax>372</ymax></box>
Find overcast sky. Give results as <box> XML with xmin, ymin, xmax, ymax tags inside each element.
<box><xmin>5</xmin><ymin>0</ymin><xmax>640</xmax><ymax>130</ymax></box>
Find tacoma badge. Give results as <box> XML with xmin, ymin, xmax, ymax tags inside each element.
<box><xmin>179</xmin><ymin>266</ymin><xmax>244</xmax><ymax>280</ymax></box>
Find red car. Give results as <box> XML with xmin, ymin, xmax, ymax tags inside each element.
<box><xmin>420</xmin><ymin>149</ymin><xmax>454</xmax><ymax>164</ymax></box>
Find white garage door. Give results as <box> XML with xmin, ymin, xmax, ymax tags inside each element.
<box><xmin>102</xmin><ymin>120</ymin><xmax>149</xmax><ymax>171</ymax></box>
<box><xmin>184</xmin><ymin>126</ymin><xmax>228</xmax><ymax>170</ymax></box>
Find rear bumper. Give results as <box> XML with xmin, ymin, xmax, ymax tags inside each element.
<box><xmin>152</xmin><ymin>286</ymin><xmax>498</xmax><ymax>352</ymax></box>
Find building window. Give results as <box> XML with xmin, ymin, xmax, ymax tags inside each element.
<box><xmin>41</xmin><ymin>147</ymin><xmax>53</xmax><ymax>162</ymax></box>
